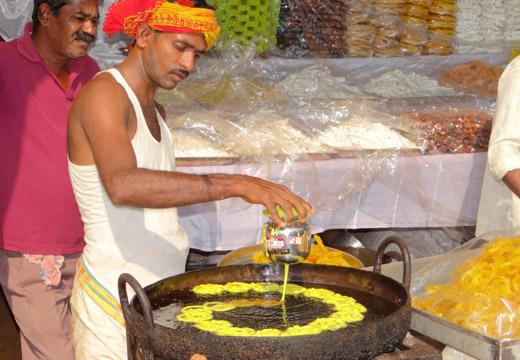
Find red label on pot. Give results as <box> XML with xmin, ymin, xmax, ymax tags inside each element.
<box><xmin>266</xmin><ymin>237</ymin><xmax>286</xmax><ymax>250</ymax></box>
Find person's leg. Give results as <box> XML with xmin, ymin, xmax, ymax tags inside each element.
<box><xmin>0</xmin><ymin>250</ymin><xmax>79</xmax><ymax>360</ymax></box>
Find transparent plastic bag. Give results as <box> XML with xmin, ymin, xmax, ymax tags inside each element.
<box><xmin>454</xmin><ymin>0</ymin><xmax>519</xmax><ymax>55</ymax></box>
<box><xmin>371</xmin><ymin>0</ymin><xmax>404</xmax><ymax>57</ymax></box>
<box><xmin>345</xmin><ymin>0</ymin><xmax>376</xmax><ymax>57</ymax></box>
<box><xmin>411</xmin><ymin>227</ymin><xmax>520</xmax><ymax>340</ymax></box>
<box><xmin>292</xmin><ymin>0</ymin><xmax>348</xmax><ymax>58</ymax></box>
<box><xmin>275</xmin><ymin>0</ymin><xmax>309</xmax><ymax>58</ymax></box>
<box><xmin>294</xmin><ymin>101</ymin><xmax>419</xmax><ymax>151</ymax></box>
<box><xmin>401</xmin><ymin>108</ymin><xmax>493</xmax><ymax>154</ymax></box>
<box><xmin>437</xmin><ymin>60</ymin><xmax>505</xmax><ymax>96</ymax></box>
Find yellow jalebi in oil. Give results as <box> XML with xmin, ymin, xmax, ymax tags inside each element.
<box><xmin>192</xmin><ymin>283</ymin><xmax>225</xmax><ymax>295</ymax></box>
<box><xmin>224</xmin><ymin>282</ymin><xmax>253</xmax><ymax>293</ymax></box>
<box><xmin>177</xmin><ymin>306</ymin><xmax>213</xmax><ymax>322</ymax></box>
<box><xmin>195</xmin><ymin>320</ymin><xmax>232</xmax><ymax>332</ymax></box>
<box><xmin>303</xmin><ymin>288</ymin><xmax>336</xmax><ymax>300</ymax></box>
<box><xmin>203</xmin><ymin>302</ymin><xmax>236</xmax><ymax>312</ymax></box>
<box><xmin>412</xmin><ymin>235</ymin><xmax>520</xmax><ymax>340</ymax></box>
<box><xmin>180</xmin><ymin>281</ymin><xmax>367</xmax><ymax>337</ymax></box>
<box><xmin>332</xmin><ymin>310</ymin><xmax>364</xmax><ymax>322</ymax></box>
<box><xmin>322</xmin><ymin>293</ymin><xmax>357</xmax><ymax>307</ymax></box>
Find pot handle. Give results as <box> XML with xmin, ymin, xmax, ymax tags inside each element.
<box><xmin>118</xmin><ymin>273</ymin><xmax>155</xmax><ymax>343</ymax></box>
<box><xmin>372</xmin><ymin>236</ymin><xmax>411</xmax><ymax>292</ymax></box>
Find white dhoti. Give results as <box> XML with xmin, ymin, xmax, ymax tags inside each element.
<box><xmin>71</xmin><ymin>258</ymin><xmax>127</xmax><ymax>360</ymax></box>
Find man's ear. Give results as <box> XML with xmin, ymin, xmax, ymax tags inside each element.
<box><xmin>38</xmin><ymin>3</ymin><xmax>52</xmax><ymax>26</ymax></box>
<box><xmin>135</xmin><ymin>25</ymin><xmax>154</xmax><ymax>49</ymax></box>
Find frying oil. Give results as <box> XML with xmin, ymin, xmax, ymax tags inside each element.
<box><xmin>152</xmin><ymin>283</ymin><xmax>397</xmax><ymax>332</ymax></box>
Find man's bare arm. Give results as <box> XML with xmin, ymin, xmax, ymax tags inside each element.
<box><xmin>503</xmin><ymin>169</ymin><xmax>520</xmax><ymax>199</ymax></box>
<box><xmin>68</xmin><ymin>77</ymin><xmax>312</xmax><ymax>225</ymax></box>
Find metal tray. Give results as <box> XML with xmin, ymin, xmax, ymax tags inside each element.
<box><xmin>217</xmin><ymin>244</ymin><xmax>364</xmax><ymax>269</ymax></box>
<box><xmin>411</xmin><ymin>308</ymin><xmax>520</xmax><ymax>360</ymax></box>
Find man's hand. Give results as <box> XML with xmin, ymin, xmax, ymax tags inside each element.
<box><xmin>234</xmin><ymin>175</ymin><xmax>314</xmax><ymax>227</ymax></box>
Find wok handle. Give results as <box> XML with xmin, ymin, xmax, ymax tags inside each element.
<box><xmin>372</xmin><ymin>236</ymin><xmax>411</xmax><ymax>291</ymax></box>
<box><xmin>118</xmin><ymin>273</ymin><xmax>155</xmax><ymax>360</ymax></box>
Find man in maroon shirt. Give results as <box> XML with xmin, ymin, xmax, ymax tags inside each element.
<box><xmin>0</xmin><ymin>0</ymin><xmax>100</xmax><ymax>358</ymax></box>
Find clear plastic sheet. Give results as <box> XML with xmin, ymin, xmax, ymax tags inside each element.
<box><xmin>410</xmin><ymin>227</ymin><xmax>520</xmax><ymax>341</ymax></box>
<box><xmin>160</xmin><ymin>49</ymin><xmax>426</xmax><ymax>162</ymax></box>
<box><xmin>155</xmin><ymin>49</ymin><xmax>508</xmax><ymax>226</ymax></box>
<box><xmin>164</xmin><ymin>50</ymin><xmax>508</xmax><ymax>147</ymax></box>
<box><xmin>155</xmin><ymin>50</ymin><xmax>511</xmax><ymax>251</ymax></box>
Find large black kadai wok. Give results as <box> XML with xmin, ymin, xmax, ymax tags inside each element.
<box><xmin>119</xmin><ymin>236</ymin><xmax>412</xmax><ymax>360</ymax></box>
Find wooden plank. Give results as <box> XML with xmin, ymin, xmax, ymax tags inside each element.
<box><xmin>334</xmin><ymin>148</ymin><xmax>423</xmax><ymax>158</ymax></box>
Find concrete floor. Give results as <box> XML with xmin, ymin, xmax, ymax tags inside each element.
<box><xmin>0</xmin><ymin>290</ymin><xmax>22</xmax><ymax>360</ymax></box>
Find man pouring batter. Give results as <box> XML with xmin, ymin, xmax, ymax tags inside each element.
<box><xmin>67</xmin><ymin>0</ymin><xmax>313</xmax><ymax>358</ymax></box>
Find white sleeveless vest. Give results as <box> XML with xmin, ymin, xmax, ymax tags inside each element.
<box><xmin>68</xmin><ymin>68</ymin><xmax>189</xmax><ymax>299</ymax></box>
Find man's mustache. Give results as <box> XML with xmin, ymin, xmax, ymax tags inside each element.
<box><xmin>75</xmin><ymin>32</ymin><xmax>95</xmax><ymax>43</ymax></box>
<box><xmin>173</xmin><ymin>69</ymin><xmax>190</xmax><ymax>79</ymax></box>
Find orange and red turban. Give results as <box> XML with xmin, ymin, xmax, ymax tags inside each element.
<box><xmin>103</xmin><ymin>0</ymin><xmax>220</xmax><ymax>50</ymax></box>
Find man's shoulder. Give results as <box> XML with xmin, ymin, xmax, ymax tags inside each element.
<box><xmin>76</xmin><ymin>70</ymin><xmax>126</xmax><ymax>102</ymax></box>
<box><xmin>87</xmin><ymin>70</ymin><xmax>118</xmax><ymax>87</ymax></box>
<box><xmin>0</xmin><ymin>39</ymin><xmax>27</xmax><ymax>79</ymax></box>
<box><xmin>0</xmin><ymin>36</ymin><xmax>20</xmax><ymax>50</ymax></box>
<box><xmin>0</xmin><ymin>38</ymin><xmax>21</xmax><ymax>62</ymax></box>
<box><xmin>503</xmin><ymin>56</ymin><xmax>520</xmax><ymax>78</ymax></box>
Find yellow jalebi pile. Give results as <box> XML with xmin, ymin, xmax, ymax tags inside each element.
<box><xmin>253</xmin><ymin>235</ymin><xmax>352</xmax><ymax>267</ymax></box>
<box><xmin>412</xmin><ymin>235</ymin><xmax>520</xmax><ymax>340</ymax></box>
<box><xmin>182</xmin><ymin>281</ymin><xmax>367</xmax><ymax>337</ymax></box>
